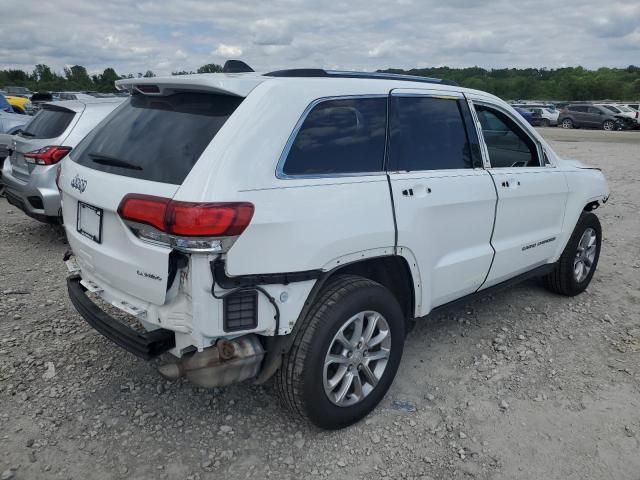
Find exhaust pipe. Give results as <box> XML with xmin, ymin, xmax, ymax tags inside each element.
<box><xmin>158</xmin><ymin>335</ymin><xmax>265</xmax><ymax>388</ymax></box>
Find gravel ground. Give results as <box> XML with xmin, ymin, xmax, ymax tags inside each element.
<box><xmin>1</xmin><ymin>128</ymin><xmax>639</xmax><ymax>480</ymax></box>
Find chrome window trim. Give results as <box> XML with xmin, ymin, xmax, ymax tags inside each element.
<box><xmin>275</xmin><ymin>94</ymin><xmax>388</xmax><ymax>180</ymax></box>
<box><xmin>465</xmin><ymin>96</ymin><xmax>492</xmax><ymax>169</ymax></box>
<box><xmin>469</xmin><ymin>100</ymin><xmax>550</xmax><ymax>169</ymax></box>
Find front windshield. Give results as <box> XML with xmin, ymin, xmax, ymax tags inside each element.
<box><xmin>617</xmin><ymin>105</ymin><xmax>631</xmax><ymax>112</ymax></box>
<box><xmin>603</xmin><ymin>105</ymin><xmax>620</xmax><ymax>113</ymax></box>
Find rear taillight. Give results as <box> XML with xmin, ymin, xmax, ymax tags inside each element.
<box><xmin>117</xmin><ymin>194</ymin><xmax>254</xmax><ymax>252</ymax></box>
<box><xmin>24</xmin><ymin>146</ymin><xmax>72</xmax><ymax>165</ymax></box>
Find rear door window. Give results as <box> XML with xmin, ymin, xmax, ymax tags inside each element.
<box><xmin>389</xmin><ymin>96</ymin><xmax>479</xmax><ymax>171</ymax></box>
<box><xmin>20</xmin><ymin>106</ymin><xmax>75</xmax><ymax>139</ymax></box>
<box><xmin>70</xmin><ymin>92</ymin><xmax>243</xmax><ymax>185</ymax></box>
<box><xmin>281</xmin><ymin>97</ymin><xmax>387</xmax><ymax>176</ymax></box>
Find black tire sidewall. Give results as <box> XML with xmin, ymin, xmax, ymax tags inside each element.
<box><xmin>302</xmin><ymin>283</ymin><xmax>405</xmax><ymax>429</ymax></box>
<box><xmin>563</xmin><ymin>213</ymin><xmax>602</xmax><ymax>293</ymax></box>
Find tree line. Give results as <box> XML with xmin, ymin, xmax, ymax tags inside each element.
<box><xmin>0</xmin><ymin>63</ymin><xmax>223</xmax><ymax>93</ymax></box>
<box><xmin>1</xmin><ymin>63</ymin><xmax>639</xmax><ymax>100</ymax></box>
<box><xmin>379</xmin><ymin>65</ymin><xmax>640</xmax><ymax>100</ymax></box>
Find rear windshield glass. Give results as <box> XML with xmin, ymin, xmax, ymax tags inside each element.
<box><xmin>21</xmin><ymin>107</ymin><xmax>75</xmax><ymax>139</ymax></box>
<box><xmin>71</xmin><ymin>92</ymin><xmax>243</xmax><ymax>185</ymax></box>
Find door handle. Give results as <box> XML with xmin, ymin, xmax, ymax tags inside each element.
<box><xmin>401</xmin><ymin>186</ymin><xmax>432</xmax><ymax>197</ymax></box>
<box><xmin>501</xmin><ymin>179</ymin><xmax>520</xmax><ymax>188</ymax></box>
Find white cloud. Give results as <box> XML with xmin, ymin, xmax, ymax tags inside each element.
<box><xmin>0</xmin><ymin>0</ymin><xmax>637</xmax><ymax>77</ymax></box>
<box><xmin>214</xmin><ymin>43</ymin><xmax>243</xmax><ymax>57</ymax></box>
<box><xmin>251</xmin><ymin>19</ymin><xmax>293</xmax><ymax>46</ymax></box>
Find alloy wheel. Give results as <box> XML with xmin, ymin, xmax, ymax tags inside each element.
<box><xmin>574</xmin><ymin>227</ymin><xmax>597</xmax><ymax>283</ymax></box>
<box><xmin>323</xmin><ymin>310</ymin><xmax>391</xmax><ymax>407</ymax></box>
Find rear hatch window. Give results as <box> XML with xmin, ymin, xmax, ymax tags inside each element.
<box><xmin>21</xmin><ymin>106</ymin><xmax>75</xmax><ymax>139</ymax></box>
<box><xmin>70</xmin><ymin>92</ymin><xmax>243</xmax><ymax>185</ymax></box>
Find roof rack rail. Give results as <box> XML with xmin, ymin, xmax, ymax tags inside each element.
<box><xmin>264</xmin><ymin>69</ymin><xmax>458</xmax><ymax>86</ymax></box>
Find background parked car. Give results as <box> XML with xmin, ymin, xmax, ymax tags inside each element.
<box><xmin>1</xmin><ymin>97</ymin><xmax>124</xmax><ymax>223</ymax></box>
<box><xmin>557</xmin><ymin>104</ymin><xmax>631</xmax><ymax>130</ymax></box>
<box><xmin>58</xmin><ymin>92</ymin><xmax>97</xmax><ymax>101</ymax></box>
<box><xmin>0</xmin><ymin>91</ymin><xmax>14</xmax><ymax>113</ymax></box>
<box><xmin>513</xmin><ymin>106</ymin><xmax>541</xmax><ymax>126</ymax></box>
<box><xmin>29</xmin><ymin>92</ymin><xmax>54</xmax><ymax>113</ymax></box>
<box><xmin>3</xmin><ymin>86</ymin><xmax>32</xmax><ymax>97</ymax></box>
<box><xmin>617</xmin><ymin>104</ymin><xmax>639</xmax><ymax>116</ymax></box>
<box><xmin>4</xmin><ymin>94</ymin><xmax>33</xmax><ymax>115</ymax></box>
<box><xmin>596</xmin><ymin>104</ymin><xmax>637</xmax><ymax>121</ymax></box>
<box><xmin>519</xmin><ymin>106</ymin><xmax>559</xmax><ymax>126</ymax></box>
<box><xmin>0</xmin><ymin>110</ymin><xmax>29</xmax><ymax>134</ymax></box>
<box><xmin>0</xmin><ymin>113</ymin><xmax>30</xmax><ymax>194</ymax></box>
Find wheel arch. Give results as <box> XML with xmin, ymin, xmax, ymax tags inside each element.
<box><xmin>254</xmin><ymin>253</ymin><xmax>419</xmax><ymax>384</ymax></box>
<box><xmin>551</xmin><ymin>168</ymin><xmax>608</xmax><ymax>263</ymax></box>
<box><xmin>325</xmin><ymin>255</ymin><xmax>417</xmax><ymax>323</ymax></box>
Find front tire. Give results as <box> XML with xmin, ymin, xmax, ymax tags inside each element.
<box><xmin>602</xmin><ymin>120</ymin><xmax>615</xmax><ymax>131</ymax></box>
<box><xmin>561</xmin><ymin>118</ymin><xmax>573</xmax><ymax>129</ymax></box>
<box><xmin>275</xmin><ymin>275</ymin><xmax>405</xmax><ymax>429</ymax></box>
<box><xmin>544</xmin><ymin>212</ymin><xmax>601</xmax><ymax>296</ymax></box>
<box><xmin>540</xmin><ymin>118</ymin><xmax>550</xmax><ymax>127</ymax></box>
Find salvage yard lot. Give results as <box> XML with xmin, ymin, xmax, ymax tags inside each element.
<box><xmin>1</xmin><ymin>128</ymin><xmax>639</xmax><ymax>480</ymax></box>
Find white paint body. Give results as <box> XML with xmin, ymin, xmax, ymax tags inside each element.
<box><xmin>57</xmin><ymin>73</ymin><xmax>609</xmax><ymax>357</ymax></box>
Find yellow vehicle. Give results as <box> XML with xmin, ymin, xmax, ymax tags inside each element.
<box><xmin>6</xmin><ymin>95</ymin><xmax>34</xmax><ymax>115</ymax></box>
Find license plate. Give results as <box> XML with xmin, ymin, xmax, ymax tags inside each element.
<box><xmin>10</xmin><ymin>151</ymin><xmax>26</xmax><ymax>167</ymax></box>
<box><xmin>77</xmin><ymin>202</ymin><xmax>103</xmax><ymax>244</ymax></box>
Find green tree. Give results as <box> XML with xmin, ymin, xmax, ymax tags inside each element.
<box><xmin>64</xmin><ymin>65</ymin><xmax>90</xmax><ymax>83</ymax></box>
<box><xmin>33</xmin><ymin>64</ymin><xmax>55</xmax><ymax>83</ymax></box>
<box><xmin>197</xmin><ymin>63</ymin><xmax>223</xmax><ymax>74</ymax></box>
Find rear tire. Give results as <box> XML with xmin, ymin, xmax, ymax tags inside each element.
<box><xmin>544</xmin><ymin>212</ymin><xmax>601</xmax><ymax>296</ymax></box>
<box><xmin>561</xmin><ymin>118</ymin><xmax>573</xmax><ymax>129</ymax></box>
<box><xmin>540</xmin><ymin>118</ymin><xmax>550</xmax><ymax>127</ymax></box>
<box><xmin>275</xmin><ymin>275</ymin><xmax>405</xmax><ymax>429</ymax></box>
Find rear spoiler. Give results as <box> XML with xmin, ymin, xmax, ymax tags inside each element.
<box><xmin>115</xmin><ymin>75</ymin><xmax>265</xmax><ymax>98</ymax></box>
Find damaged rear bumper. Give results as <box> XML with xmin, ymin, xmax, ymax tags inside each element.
<box><xmin>67</xmin><ymin>274</ymin><xmax>175</xmax><ymax>360</ymax></box>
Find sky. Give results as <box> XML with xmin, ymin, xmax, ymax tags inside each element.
<box><xmin>1</xmin><ymin>0</ymin><xmax>639</xmax><ymax>77</ymax></box>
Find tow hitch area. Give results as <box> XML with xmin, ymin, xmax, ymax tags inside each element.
<box><xmin>158</xmin><ymin>335</ymin><xmax>265</xmax><ymax>388</ymax></box>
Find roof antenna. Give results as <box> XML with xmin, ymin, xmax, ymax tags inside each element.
<box><xmin>222</xmin><ymin>60</ymin><xmax>254</xmax><ymax>73</ymax></box>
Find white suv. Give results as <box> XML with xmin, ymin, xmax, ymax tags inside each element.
<box><xmin>58</xmin><ymin>67</ymin><xmax>609</xmax><ymax>429</ymax></box>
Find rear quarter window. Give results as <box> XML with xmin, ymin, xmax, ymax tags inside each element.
<box><xmin>20</xmin><ymin>106</ymin><xmax>75</xmax><ymax>139</ymax></box>
<box><xmin>70</xmin><ymin>92</ymin><xmax>243</xmax><ymax>185</ymax></box>
<box><xmin>281</xmin><ymin>97</ymin><xmax>387</xmax><ymax>176</ymax></box>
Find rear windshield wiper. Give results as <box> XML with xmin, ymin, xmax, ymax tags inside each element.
<box><xmin>88</xmin><ymin>152</ymin><xmax>143</xmax><ymax>170</ymax></box>
<box><xmin>20</xmin><ymin>130</ymin><xmax>36</xmax><ymax>137</ymax></box>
